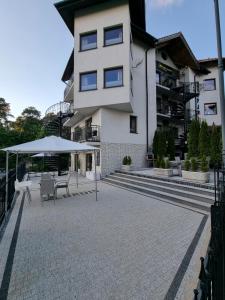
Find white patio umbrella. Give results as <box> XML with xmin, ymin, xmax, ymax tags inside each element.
<box><xmin>2</xmin><ymin>136</ymin><xmax>100</xmax><ymax>211</ymax></box>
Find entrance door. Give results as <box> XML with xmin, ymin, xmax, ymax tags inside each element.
<box><xmin>86</xmin><ymin>154</ymin><xmax>92</xmax><ymax>171</ymax></box>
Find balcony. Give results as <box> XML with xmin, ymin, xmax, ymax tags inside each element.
<box><xmin>64</xmin><ymin>74</ymin><xmax>74</xmax><ymax>102</ymax></box>
<box><xmin>73</xmin><ymin>126</ymin><xmax>101</xmax><ymax>143</ymax></box>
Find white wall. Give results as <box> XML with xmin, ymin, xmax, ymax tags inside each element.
<box><xmin>73</xmin><ymin>2</ymin><xmax>131</xmax><ymax>111</ymax></box>
<box><xmin>195</xmin><ymin>67</ymin><xmax>221</xmax><ymax>125</ymax></box>
<box><xmin>156</xmin><ymin>49</ymin><xmax>178</xmax><ymax>70</ymax></box>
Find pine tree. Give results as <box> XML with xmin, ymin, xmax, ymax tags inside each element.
<box><xmin>210</xmin><ymin>123</ymin><xmax>222</xmax><ymax>168</ymax></box>
<box><xmin>188</xmin><ymin>119</ymin><xmax>200</xmax><ymax>158</ymax></box>
<box><xmin>199</xmin><ymin>120</ymin><xmax>209</xmax><ymax>157</ymax></box>
<box><xmin>153</xmin><ymin>130</ymin><xmax>159</xmax><ymax>158</ymax></box>
<box><xmin>167</xmin><ymin>129</ymin><xmax>175</xmax><ymax>160</ymax></box>
<box><xmin>158</xmin><ymin>129</ymin><xmax>167</xmax><ymax>159</ymax></box>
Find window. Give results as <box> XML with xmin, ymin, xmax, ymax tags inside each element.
<box><xmin>80</xmin><ymin>72</ymin><xmax>97</xmax><ymax>91</ymax></box>
<box><xmin>203</xmin><ymin>79</ymin><xmax>216</xmax><ymax>91</ymax></box>
<box><xmin>104</xmin><ymin>67</ymin><xmax>123</xmax><ymax>88</ymax></box>
<box><xmin>130</xmin><ymin>116</ymin><xmax>137</xmax><ymax>134</ymax></box>
<box><xmin>204</xmin><ymin>103</ymin><xmax>217</xmax><ymax>115</ymax></box>
<box><xmin>104</xmin><ymin>25</ymin><xmax>123</xmax><ymax>46</ymax></box>
<box><xmin>80</xmin><ymin>31</ymin><xmax>97</xmax><ymax>51</ymax></box>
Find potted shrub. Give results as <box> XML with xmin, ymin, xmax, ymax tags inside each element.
<box><xmin>153</xmin><ymin>157</ymin><xmax>173</xmax><ymax>177</ymax></box>
<box><xmin>182</xmin><ymin>156</ymin><xmax>210</xmax><ymax>183</ymax></box>
<box><xmin>121</xmin><ymin>156</ymin><xmax>132</xmax><ymax>171</ymax></box>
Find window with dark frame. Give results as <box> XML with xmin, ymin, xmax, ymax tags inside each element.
<box><xmin>104</xmin><ymin>25</ymin><xmax>123</xmax><ymax>46</ymax></box>
<box><xmin>80</xmin><ymin>31</ymin><xmax>97</xmax><ymax>51</ymax></box>
<box><xmin>104</xmin><ymin>67</ymin><xmax>123</xmax><ymax>88</ymax></box>
<box><xmin>204</xmin><ymin>103</ymin><xmax>217</xmax><ymax>115</ymax></box>
<box><xmin>130</xmin><ymin>116</ymin><xmax>137</xmax><ymax>134</ymax></box>
<box><xmin>203</xmin><ymin>79</ymin><xmax>216</xmax><ymax>91</ymax></box>
<box><xmin>80</xmin><ymin>71</ymin><xmax>97</xmax><ymax>91</ymax></box>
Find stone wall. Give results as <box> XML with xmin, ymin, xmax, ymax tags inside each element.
<box><xmin>100</xmin><ymin>142</ymin><xmax>146</xmax><ymax>177</ymax></box>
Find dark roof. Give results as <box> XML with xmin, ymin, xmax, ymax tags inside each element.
<box><xmin>131</xmin><ymin>24</ymin><xmax>157</xmax><ymax>47</ymax></box>
<box><xmin>156</xmin><ymin>32</ymin><xmax>201</xmax><ymax>71</ymax></box>
<box><xmin>55</xmin><ymin>0</ymin><xmax>146</xmax><ymax>35</ymax></box>
<box><xmin>62</xmin><ymin>51</ymin><xmax>74</xmax><ymax>82</ymax></box>
<box><xmin>199</xmin><ymin>57</ymin><xmax>225</xmax><ymax>70</ymax></box>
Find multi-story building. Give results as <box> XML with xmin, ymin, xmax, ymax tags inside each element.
<box><xmin>193</xmin><ymin>58</ymin><xmax>225</xmax><ymax>126</ymax></box>
<box><xmin>55</xmin><ymin>0</ymin><xmax>224</xmax><ymax>177</ymax></box>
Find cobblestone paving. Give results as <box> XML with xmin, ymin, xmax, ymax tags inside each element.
<box><xmin>0</xmin><ymin>176</ymin><xmax>207</xmax><ymax>300</ymax></box>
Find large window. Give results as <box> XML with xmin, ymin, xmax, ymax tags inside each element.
<box><xmin>204</xmin><ymin>103</ymin><xmax>217</xmax><ymax>115</ymax></box>
<box><xmin>130</xmin><ymin>116</ymin><xmax>137</xmax><ymax>134</ymax></box>
<box><xmin>80</xmin><ymin>31</ymin><xmax>97</xmax><ymax>51</ymax></box>
<box><xmin>104</xmin><ymin>67</ymin><xmax>123</xmax><ymax>88</ymax></box>
<box><xmin>203</xmin><ymin>79</ymin><xmax>216</xmax><ymax>91</ymax></box>
<box><xmin>80</xmin><ymin>71</ymin><xmax>97</xmax><ymax>91</ymax></box>
<box><xmin>104</xmin><ymin>25</ymin><xmax>123</xmax><ymax>46</ymax></box>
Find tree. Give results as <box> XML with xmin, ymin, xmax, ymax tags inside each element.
<box><xmin>12</xmin><ymin>107</ymin><xmax>42</xmax><ymax>142</ymax></box>
<box><xmin>210</xmin><ymin>123</ymin><xmax>222</xmax><ymax>168</ymax></box>
<box><xmin>153</xmin><ymin>130</ymin><xmax>159</xmax><ymax>158</ymax></box>
<box><xmin>187</xmin><ymin>119</ymin><xmax>200</xmax><ymax>158</ymax></box>
<box><xmin>167</xmin><ymin>129</ymin><xmax>175</xmax><ymax>160</ymax></box>
<box><xmin>199</xmin><ymin>120</ymin><xmax>209</xmax><ymax>157</ymax></box>
<box><xmin>0</xmin><ymin>98</ymin><xmax>13</xmax><ymax>125</ymax></box>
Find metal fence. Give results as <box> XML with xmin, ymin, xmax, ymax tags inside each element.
<box><xmin>194</xmin><ymin>165</ymin><xmax>225</xmax><ymax>299</ymax></box>
<box><xmin>0</xmin><ymin>163</ymin><xmax>26</xmax><ymax>226</ymax></box>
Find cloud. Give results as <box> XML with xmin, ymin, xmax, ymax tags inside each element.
<box><xmin>149</xmin><ymin>0</ymin><xmax>184</xmax><ymax>9</ymax></box>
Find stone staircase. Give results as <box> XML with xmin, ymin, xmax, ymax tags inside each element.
<box><xmin>103</xmin><ymin>171</ymin><xmax>215</xmax><ymax>213</ymax></box>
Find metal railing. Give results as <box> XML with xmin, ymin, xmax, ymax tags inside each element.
<box><xmin>64</xmin><ymin>73</ymin><xmax>74</xmax><ymax>99</ymax></box>
<box><xmin>73</xmin><ymin>125</ymin><xmax>101</xmax><ymax>143</ymax></box>
<box><xmin>0</xmin><ymin>163</ymin><xmax>26</xmax><ymax>226</ymax></box>
<box><xmin>194</xmin><ymin>163</ymin><xmax>225</xmax><ymax>299</ymax></box>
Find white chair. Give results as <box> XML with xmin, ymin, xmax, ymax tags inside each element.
<box><xmin>54</xmin><ymin>173</ymin><xmax>72</xmax><ymax>198</ymax></box>
<box><xmin>40</xmin><ymin>178</ymin><xmax>55</xmax><ymax>203</ymax></box>
<box><xmin>15</xmin><ymin>179</ymin><xmax>32</xmax><ymax>202</ymax></box>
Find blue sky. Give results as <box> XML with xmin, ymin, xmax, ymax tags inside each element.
<box><xmin>0</xmin><ymin>0</ymin><xmax>224</xmax><ymax>118</ymax></box>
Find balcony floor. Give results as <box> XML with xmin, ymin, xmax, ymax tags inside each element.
<box><xmin>0</xmin><ymin>174</ymin><xmax>210</xmax><ymax>299</ymax></box>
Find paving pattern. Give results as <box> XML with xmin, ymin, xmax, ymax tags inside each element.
<box><xmin>0</xmin><ymin>175</ymin><xmax>208</xmax><ymax>300</ymax></box>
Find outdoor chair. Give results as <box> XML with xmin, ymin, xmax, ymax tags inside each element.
<box><xmin>54</xmin><ymin>173</ymin><xmax>72</xmax><ymax>199</ymax></box>
<box><xmin>171</xmin><ymin>157</ymin><xmax>182</xmax><ymax>176</ymax></box>
<box><xmin>40</xmin><ymin>178</ymin><xmax>55</xmax><ymax>203</ymax></box>
<box><xmin>15</xmin><ymin>179</ymin><xmax>32</xmax><ymax>203</ymax></box>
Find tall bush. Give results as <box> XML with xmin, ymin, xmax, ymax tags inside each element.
<box><xmin>167</xmin><ymin>129</ymin><xmax>175</xmax><ymax>160</ymax></box>
<box><xmin>210</xmin><ymin>123</ymin><xmax>222</xmax><ymax>168</ymax></box>
<box><xmin>199</xmin><ymin>120</ymin><xmax>209</xmax><ymax>157</ymax></box>
<box><xmin>188</xmin><ymin>119</ymin><xmax>200</xmax><ymax>158</ymax></box>
<box><xmin>153</xmin><ymin>130</ymin><xmax>159</xmax><ymax>158</ymax></box>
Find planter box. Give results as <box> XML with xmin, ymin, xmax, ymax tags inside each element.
<box><xmin>153</xmin><ymin>168</ymin><xmax>173</xmax><ymax>177</ymax></box>
<box><xmin>86</xmin><ymin>171</ymin><xmax>101</xmax><ymax>181</ymax></box>
<box><xmin>121</xmin><ymin>165</ymin><xmax>132</xmax><ymax>172</ymax></box>
<box><xmin>182</xmin><ymin>170</ymin><xmax>210</xmax><ymax>183</ymax></box>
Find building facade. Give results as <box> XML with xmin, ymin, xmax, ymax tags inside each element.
<box><xmin>55</xmin><ymin>0</ymin><xmax>224</xmax><ymax>178</ymax></box>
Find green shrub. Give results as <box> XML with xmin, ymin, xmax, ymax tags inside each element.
<box><xmin>165</xmin><ymin>159</ymin><xmax>170</xmax><ymax>169</ymax></box>
<box><xmin>188</xmin><ymin>119</ymin><xmax>201</xmax><ymax>158</ymax></box>
<box><xmin>155</xmin><ymin>157</ymin><xmax>161</xmax><ymax>168</ymax></box>
<box><xmin>200</xmin><ymin>155</ymin><xmax>209</xmax><ymax>172</ymax></box>
<box><xmin>167</xmin><ymin>129</ymin><xmax>175</xmax><ymax>160</ymax></box>
<box><xmin>210</xmin><ymin>124</ymin><xmax>222</xmax><ymax>168</ymax></box>
<box><xmin>191</xmin><ymin>158</ymin><xmax>198</xmax><ymax>172</ymax></box>
<box><xmin>123</xmin><ymin>156</ymin><xmax>132</xmax><ymax>165</ymax></box>
<box><xmin>199</xmin><ymin>121</ymin><xmax>209</xmax><ymax>157</ymax></box>
<box><xmin>184</xmin><ymin>159</ymin><xmax>191</xmax><ymax>171</ymax></box>
<box><xmin>161</xmin><ymin>159</ymin><xmax>166</xmax><ymax>169</ymax></box>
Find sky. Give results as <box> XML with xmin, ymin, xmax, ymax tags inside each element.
<box><xmin>0</xmin><ymin>0</ymin><xmax>224</xmax><ymax>119</ymax></box>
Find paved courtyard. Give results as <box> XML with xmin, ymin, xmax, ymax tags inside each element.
<box><xmin>0</xmin><ymin>175</ymin><xmax>209</xmax><ymax>300</ymax></box>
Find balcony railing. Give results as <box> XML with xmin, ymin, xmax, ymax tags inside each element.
<box><xmin>73</xmin><ymin>126</ymin><xmax>101</xmax><ymax>143</ymax></box>
<box><xmin>64</xmin><ymin>73</ymin><xmax>74</xmax><ymax>99</ymax></box>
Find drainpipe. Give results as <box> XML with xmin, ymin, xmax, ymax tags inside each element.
<box><xmin>145</xmin><ymin>47</ymin><xmax>151</xmax><ymax>154</ymax></box>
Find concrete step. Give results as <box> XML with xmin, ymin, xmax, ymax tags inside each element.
<box><xmin>115</xmin><ymin>171</ymin><xmax>215</xmax><ymax>198</ymax></box>
<box><xmin>103</xmin><ymin>177</ymin><xmax>211</xmax><ymax>213</ymax></box>
<box><xmin>109</xmin><ymin>173</ymin><xmax>214</xmax><ymax>204</ymax></box>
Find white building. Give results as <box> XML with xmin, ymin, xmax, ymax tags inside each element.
<box><xmin>55</xmin><ymin>0</ymin><xmax>224</xmax><ymax>177</ymax></box>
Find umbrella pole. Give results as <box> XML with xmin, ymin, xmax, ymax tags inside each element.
<box><xmin>94</xmin><ymin>150</ymin><xmax>98</xmax><ymax>202</ymax></box>
<box><xmin>5</xmin><ymin>151</ymin><xmax>9</xmax><ymax>214</ymax></box>
<box><xmin>16</xmin><ymin>152</ymin><xmax>18</xmax><ymax>181</ymax></box>
<box><xmin>76</xmin><ymin>153</ymin><xmax>78</xmax><ymax>188</ymax></box>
